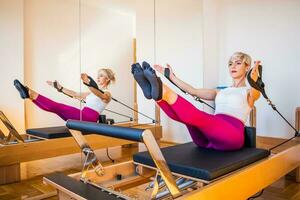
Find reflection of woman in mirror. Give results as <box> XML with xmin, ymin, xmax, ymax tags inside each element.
<box><xmin>132</xmin><ymin>52</ymin><xmax>261</xmax><ymax>151</ymax></box>
<box><xmin>14</xmin><ymin>68</ymin><xmax>115</xmax><ymax>122</ymax></box>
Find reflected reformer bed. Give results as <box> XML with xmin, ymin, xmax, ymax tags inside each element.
<box><xmin>0</xmin><ymin>111</ymin><xmax>161</xmax><ymax>185</ymax></box>
<box><xmin>43</xmin><ymin>120</ymin><xmax>300</xmax><ymax>199</ymax></box>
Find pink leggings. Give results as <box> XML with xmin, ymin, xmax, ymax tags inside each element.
<box><xmin>32</xmin><ymin>94</ymin><xmax>99</xmax><ymax>122</ymax></box>
<box><xmin>157</xmin><ymin>95</ymin><xmax>244</xmax><ymax>151</ymax></box>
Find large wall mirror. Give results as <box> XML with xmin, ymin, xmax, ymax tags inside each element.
<box><xmin>24</xmin><ymin>0</ymin><xmax>82</xmax><ymax>128</ymax></box>
<box><xmin>79</xmin><ymin>0</ymin><xmax>137</xmax><ymax>124</ymax></box>
<box><xmin>0</xmin><ymin>0</ymin><xmax>157</xmax><ymax>134</ymax></box>
<box><xmin>0</xmin><ymin>0</ymin><xmax>81</xmax><ymax>134</ymax></box>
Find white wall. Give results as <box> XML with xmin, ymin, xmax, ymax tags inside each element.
<box><xmin>216</xmin><ymin>0</ymin><xmax>300</xmax><ymax>138</ymax></box>
<box><xmin>0</xmin><ymin>0</ymin><xmax>25</xmax><ymax>134</ymax></box>
<box><xmin>155</xmin><ymin>0</ymin><xmax>204</xmax><ymax>143</ymax></box>
<box><xmin>202</xmin><ymin>0</ymin><xmax>219</xmax><ymax>113</ymax></box>
<box><xmin>136</xmin><ymin>0</ymin><xmax>156</xmax><ymax>123</ymax></box>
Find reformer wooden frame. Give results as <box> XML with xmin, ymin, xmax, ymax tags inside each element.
<box><xmin>43</xmin><ymin>120</ymin><xmax>300</xmax><ymax>200</ymax></box>
<box><xmin>0</xmin><ymin>122</ymin><xmax>161</xmax><ymax>185</ymax></box>
<box><xmin>0</xmin><ymin>38</ymin><xmax>163</xmax><ymax>185</ymax></box>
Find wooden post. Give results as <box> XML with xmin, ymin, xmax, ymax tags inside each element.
<box><xmin>294</xmin><ymin>107</ymin><xmax>300</xmax><ymax>182</ymax></box>
<box><xmin>249</xmin><ymin>106</ymin><xmax>256</xmax><ymax>127</ymax></box>
<box><xmin>0</xmin><ymin>163</ymin><xmax>20</xmax><ymax>184</ymax></box>
<box><xmin>133</xmin><ymin>38</ymin><xmax>138</xmax><ymax>124</ymax></box>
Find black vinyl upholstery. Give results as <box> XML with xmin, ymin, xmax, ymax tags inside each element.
<box><xmin>133</xmin><ymin>142</ymin><xmax>270</xmax><ymax>181</ymax></box>
<box><xmin>26</xmin><ymin>126</ymin><xmax>71</xmax><ymax>139</ymax></box>
<box><xmin>45</xmin><ymin>173</ymin><xmax>123</xmax><ymax>200</ymax></box>
<box><xmin>244</xmin><ymin>126</ymin><xmax>256</xmax><ymax>148</ymax></box>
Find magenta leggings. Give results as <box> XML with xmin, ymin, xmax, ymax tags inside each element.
<box><xmin>32</xmin><ymin>94</ymin><xmax>99</xmax><ymax>122</ymax></box>
<box><xmin>157</xmin><ymin>95</ymin><xmax>244</xmax><ymax>151</ymax></box>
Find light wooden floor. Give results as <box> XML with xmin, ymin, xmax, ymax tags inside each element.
<box><xmin>0</xmin><ymin>137</ymin><xmax>299</xmax><ymax>200</ymax></box>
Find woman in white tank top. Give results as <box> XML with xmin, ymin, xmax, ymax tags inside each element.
<box><xmin>80</xmin><ymin>68</ymin><xmax>115</xmax><ymax>115</ymax></box>
<box><xmin>14</xmin><ymin>68</ymin><xmax>115</xmax><ymax>122</ymax></box>
<box><xmin>133</xmin><ymin>52</ymin><xmax>261</xmax><ymax>151</ymax></box>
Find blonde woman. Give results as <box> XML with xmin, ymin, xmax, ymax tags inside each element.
<box><xmin>14</xmin><ymin>68</ymin><xmax>115</xmax><ymax>122</ymax></box>
<box><xmin>132</xmin><ymin>52</ymin><xmax>261</xmax><ymax>151</ymax></box>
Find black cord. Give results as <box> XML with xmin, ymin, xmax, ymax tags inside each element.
<box><xmin>111</xmin><ymin>97</ymin><xmax>157</xmax><ymax>123</ymax></box>
<box><xmin>113</xmin><ymin>120</ymin><xmax>133</xmax><ymax>124</ymax></box>
<box><xmin>267</xmin><ymin>99</ymin><xmax>300</xmax><ymax>151</ymax></box>
<box><xmin>104</xmin><ymin>108</ymin><xmax>133</xmax><ymax>120</ymax></box>
<box><xmin>106</xmin><ymin>148</ymin><xmax>115</xmax><ymax>163</ymax></box>
<box><xmin>55</xmin><ymin>86</ymin><xmax>141</xmax><ymax>122</ymax></box>
<box><xmin>245</xmin><ymin>65</ymin><xmax>300</xmax><ymax>152</ymax></box>
<box><xmin>164</xmin><ymin>68</ymin><xmax>215</xmax><ymax>110</ymax></box>
<box><xmin>84</xmin><ymin>76</ymin><xmax>157</xmax><ymax>123</ymax></box>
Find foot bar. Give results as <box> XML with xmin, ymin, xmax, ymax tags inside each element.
<box><xmin>66</xmin><ymin>120</ymin><xmax>181</xmax><ymax>198</ymax></box>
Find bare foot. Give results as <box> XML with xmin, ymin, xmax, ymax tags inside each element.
<box><xmin>161</xmin><ymin>84</ymin><xmax>178</xmax><ymax>104</ymax></box>
<box><xmin>28</xmin><ymin>89</ymin><xmax>38</xmax><ymax>100</ymax></box>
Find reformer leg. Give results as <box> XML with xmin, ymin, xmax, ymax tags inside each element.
<box><xmin>69</xmin><ymin>130</ymin><xmax>104</xmax><ymax>181</ymax></box>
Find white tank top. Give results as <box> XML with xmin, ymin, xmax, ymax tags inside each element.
<box><xmin>214</xmin><ymin>87</ymin><xmax>251</xmax><ymax>123</ymax></box>
<box><xmin>84</xmin><ymin>93</ymin><xmax>107</xmax><ymax>114</ymax></box>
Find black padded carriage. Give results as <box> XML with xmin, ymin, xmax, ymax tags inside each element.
<box><xmin>26</xmin><ymin>115</ymin><xmax>115</xmax><ymax>139</ymax></box>
<box><xmin>26</xmin><ymin>126</ymin><xmax>71</xmax><ymax>139</ymax></box>
<box><xmin>133</xmin><ymin>142</ymin><xmax>270</xmax><ymax>181</ymax></box>
<box><xmin>133</xmin><ymin>127</ymin><xmax>269</xmax><ymax>181</ymax></box>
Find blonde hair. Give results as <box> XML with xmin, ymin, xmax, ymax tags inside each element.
<box><xmin>229</xmin><ymin>52</ymin><xmax>252</xmax><ymax>67</ymax></box>
<box><xmin>98</xmin><ymin>68</ymin><xmax>116</xmax><ymax>85</ymax></box>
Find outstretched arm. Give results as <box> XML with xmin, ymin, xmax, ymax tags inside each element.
<box><xmin>80</xmin><ymin>73</ymin><xmax>111</xmax><ymax>103</ymax></box>
<box><xmin>46</xmin><ymin>80</ymin><xmax>89</xmax><ymax>100</ymax></box>
<box><xmin>247</xmin><ymin>61</ymin><xmax>261</xmax><ymax>108</ymax></box>
<box><xmin>154</xmin><ymin>64</ymin><xmax>218</xmax><ymax>101</ymax></box>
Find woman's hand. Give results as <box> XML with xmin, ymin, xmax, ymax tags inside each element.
<box><xmin>46</xmin><ymin>80</ymin><xmax>62</xmax><ymax>90</ymax></box>
<box><xmin>250</xmin><ymin>61</ymin><xmax>261</xmax><ymax>82</ymax></box>
<box><xmin>46</xmin><ymin>80</ymin><xmax>54</xmax><ymax>87</ymax></box>
<box><xmin>154</xmin><ymin>63</ymin><xmax>175</xmax><ymax>79</ymax></box>
<box><xmin>81</xmin><ymin>73</ymin><xmax>90</xmax><ymax>85</ymax></box>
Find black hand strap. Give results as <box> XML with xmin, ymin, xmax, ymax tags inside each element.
<box><xmin>247</xmin><ymin>65</ymin><xmax>268</xmax><ymax>99</ymax></box>
<box><xmin>164</xmin><ymin>68</ymin><xmax>186</xmax><ymax>94</ymax></box>
<box><xmin>54</xmin><ymin>81</ymin><xmax>73</xmax><ymax>98</ymax></box>
<box><xmin>83</xmin><ymin>76</ymin><xmax>105</xmax><ymax>94</ymax></box>
<box><xmin>53</xmin><ymin>81</ymin><xmax>62</xmax><ymax>92</ymax></box>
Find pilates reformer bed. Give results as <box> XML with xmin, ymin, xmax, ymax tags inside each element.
<box><xmin>0</xmin><ymin>111</ymin><xmax>161</xmax><ymax>185</ymax></box>
<box><xmin>43</xmin><ymin>120</ymin><xmax>300</xmax><ymax>200</ymax></box>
